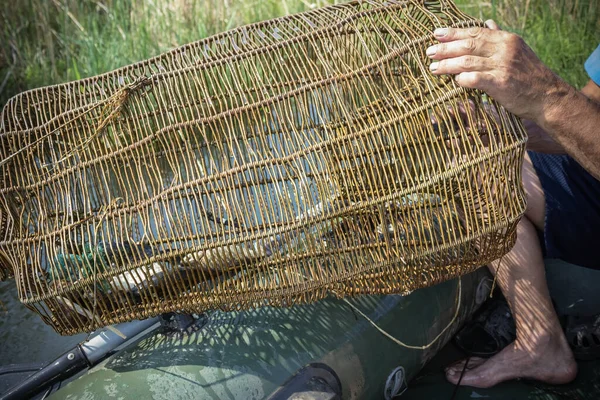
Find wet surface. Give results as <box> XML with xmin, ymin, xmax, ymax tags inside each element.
<box><xmin>0</xmin><ymin>281</ymin><xmax>86</xmax><ymax>391</ymax></box>
<box><xmin>0</xmin><ymin>282</ymin><xmax>87</xmax><ymax>364</ymax></box>
<box><xmin>1</xmin><ymin>270</ymin><xmax>486</xmax><ymax>399</ymax></box>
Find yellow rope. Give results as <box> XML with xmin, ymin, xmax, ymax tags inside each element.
<box><xmin>341</xmin><ymin>278</ymin><xmax>462</xmax><ymax>350</ymax></box>
<box><xmin>490</xmin><ymin>254</ymin><xmax>505</xmax><ymax>297</ymax></box>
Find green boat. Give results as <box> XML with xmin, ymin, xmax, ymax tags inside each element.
<box><xmin>0</xmin><ymin>269</ymin><xmax>485</xmax><ymax>399</ymax></box>
<box><xmin>1</xmin><ymin>260</ymin><xmax>599</xmax><ymax>399</ymax></box>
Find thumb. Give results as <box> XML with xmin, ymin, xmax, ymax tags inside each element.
<box><xmin>484</xmin><ymin>19</ymin><xmax>501</xmax><ymax>30</ymax></box>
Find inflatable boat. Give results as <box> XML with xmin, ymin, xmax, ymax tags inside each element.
<box><xmin>0</xmin><ymin>270</ymin><xmax>490</xmax><ymax>399</ymax></box>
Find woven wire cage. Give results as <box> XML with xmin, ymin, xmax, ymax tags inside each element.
<box><xmin>0</xmin><ymin>0</ymin><xmax>526</xmax><ymax>335</ymax></box>
<box><xmin>0</xmin><ymin>208</ymin><xmax>11</xmax><ymax>281</ymax></box>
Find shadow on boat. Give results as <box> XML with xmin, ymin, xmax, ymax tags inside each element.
<box><xmin>104</xmin><ymin>294</ymin><xmax>408</xmax><ymax>374</ymax></box>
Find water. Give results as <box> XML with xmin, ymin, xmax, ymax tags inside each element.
<box><xmin>0</xmin><ymin>281</ymin><xmax>85</xmax><ymax>366</ymax></box>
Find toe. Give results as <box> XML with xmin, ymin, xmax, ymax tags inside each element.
<box><xmin>446</xmin><ymin>368</ymin><xmax>461</xmax><ymax>384</ymax></box>
<box><xmin>445</xmin><ymin>357</ymin><xmax>488</xmax><ymax>385</ymax></box>
<box><xmin>445</xmin><ymin>359</ymin><xmax>467</xmax><ymax>384</ymax></box>
<box><xmin>445</xmin><ymin>357</ymin><xmax>485</xmax><ymax>373</ymax></box>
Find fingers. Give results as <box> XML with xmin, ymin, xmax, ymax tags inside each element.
<box><xmin>427</xmin><ymin>38</ymin><xmax>494</xmax><ymax>59</ymax></box>
<box><xmin>434</xmin><ymin>25</ymin><xmax>501</xmax><ymax>43</ymax></box>
<box><xmin>428</xmin><ymin>23</ymin><xmax>506</xmax><ymax>92</ymax></box>
<box><xmin>428</xmin><ymin>22</ymin><xmax>503</xmax><ymax>60</ymax></box>
<box><xmin>454</xmin><ymin>71</ymin><xmax>492</xmax><ymax>89</ymax></box>
<box><xmin>427</xmin><ymin>26</ymin><xmax>499</xmax><ymax>80</ymax></box>
<box><xmin>430</xmin><ymin>56</ymin><xmax>488</xmax><ymax>75</ymax></box>
<box><xmin>434</xmin><ymin>25</ymin><xmax>484</xmax><ymax>42</ymax></box>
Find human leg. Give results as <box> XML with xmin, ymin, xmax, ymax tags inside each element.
<box><xmin>445</xmin><ymin>153</ymin><xmax>577</xmax><ymax>387</ymax></box>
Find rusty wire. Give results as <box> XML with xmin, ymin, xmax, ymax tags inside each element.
<box><xmin>0</xmin><ymin>0</ymin><xmax>526</xmax><ymax>335</ymax></box>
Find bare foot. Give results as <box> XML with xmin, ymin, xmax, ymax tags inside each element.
<box><xmin>445</xmin><ymin>334</ymin><xmax>577</xmax><ymax>388</ymax></box>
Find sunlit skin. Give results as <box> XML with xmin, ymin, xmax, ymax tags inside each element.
<box><xmin>429</xmin><ymin>20</ymin><xmax>600</xmax><ymax>180</ymax></box>
<box><xmin>425</xmin><ymin>20</ymin><xmax>600</xmax><ymax>388</ymax></box>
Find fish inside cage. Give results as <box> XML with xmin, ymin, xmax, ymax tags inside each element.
<box><xmin>0</xmin><ymin>0</ymin><xmax>526</xmax><ymax>335</ymax></box>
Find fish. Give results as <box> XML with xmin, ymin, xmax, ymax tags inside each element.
<box><xmin>182</xmin><ymin>243</ymin><xmax>268</xmax><ymax>273</ymax></box>
<box><xmin>109</xmin><ymin>262</ymin><xmax>166</xmax><ymax>294</ymax></box>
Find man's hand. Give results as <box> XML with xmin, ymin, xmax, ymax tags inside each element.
<box><xmin>426</xmin><ymin>21</ymin><xmax>600</xmax><ymax>180</ymax></box>
<box><xmin>426</xmin><ymin>20</ymin><xmax>568</xmax><ymax>121</ymax></box>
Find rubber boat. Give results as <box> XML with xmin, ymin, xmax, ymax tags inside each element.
<box><xmin>3</xmin><ymin>260</ymin><xmax>600</xmax><ymax>399</ymax></box>
<box><xmin>0</xmin><ymin>269</ymin><xmax>490</xmax><ymax>399</ymax></box>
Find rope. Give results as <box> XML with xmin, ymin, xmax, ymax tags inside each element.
<box><xmin>341</xmin><ymin>277</ymin><xmax>462</xmax><ymax>350</ymax></box>
<box><xmin>490</xmin><ymin>254</ymin><xmax>505</xmax><ymax>297</ymax></box>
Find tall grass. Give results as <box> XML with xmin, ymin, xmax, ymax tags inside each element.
<box><xmin>0</xmin><ymin>0</ymin><xmax>598</xmax><ymax>106</ymax></box>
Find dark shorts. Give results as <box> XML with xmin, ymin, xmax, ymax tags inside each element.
<box><xmin>528</xmin><ymin>151</ymin><xmax>600</xmax><ymax>270</ymax></box>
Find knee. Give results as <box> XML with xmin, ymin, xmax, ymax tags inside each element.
<box><xmin>523</xmin><ymin>153</ymin><xmax>545</xmax><ymax>230</ymax></box>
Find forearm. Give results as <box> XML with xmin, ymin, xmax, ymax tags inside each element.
<box><xmin>523</xmin><ymin>81</ymin><xmax>600</xmax><ymax>155</ymax></box>
<box><xmin>536</xmin><ymin>82</ymin><xmax>600</xmax><ymax>179</ymax></box>
<box><xmin>523</xmin><ymin>119</ymin><xmax>565</xmax><ymax>154</ymax></box>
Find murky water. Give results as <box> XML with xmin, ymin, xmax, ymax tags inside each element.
<box><xmin>0</xmin><ymin>282</ymin><xmax>85</xmax><ymax>366</ymax></box>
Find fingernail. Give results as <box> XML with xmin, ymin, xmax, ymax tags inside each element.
<box><xmin>426</xmin><ymin>45</ymin><xmax>437</xmax><ymax>56</ymax></box>
<box><xmin>434</xmin><ymin>28</ymin><xmax>448</xmax><ymax>37</ymax></box>
<box><xmin>429</xmin><ymin>62</ymin><xmax>439</xmax><ymax>72</ymax></box>
<box><xmin>447</xmin><ymin>368</ymin><xmax>455</xmax><ymax>376</ymax></box>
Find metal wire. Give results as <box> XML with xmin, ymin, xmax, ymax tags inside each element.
<box><xmin>0</xmin><ymin>0</ymin><xmax>526</xmax><ymax>335</ymax></box>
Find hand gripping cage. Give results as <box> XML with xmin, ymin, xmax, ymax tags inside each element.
<box><xmin>0</xmin><ymin>0</ymin><xmax>526</xmax><ymax>335</ymax></box>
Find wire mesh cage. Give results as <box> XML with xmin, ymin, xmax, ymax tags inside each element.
<box><xmin>0</xmin><ymin>208</ymin><xmax>11</xmax><ymax>281</ymax></box>
<box><xmin>0</xmin><ymin>0</ymin><xmax>526</xmax><ymax>335</ymax></box>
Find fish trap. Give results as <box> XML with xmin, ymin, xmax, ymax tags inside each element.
<box><xmin>0</xmin><ymin>0</ymin><xmax>526</xmax><ymax>335</ymax></box>
<box><xmin>0</xmin><ymin>208</ymin><xmax>11</xmax><ymax>281</ymax></box>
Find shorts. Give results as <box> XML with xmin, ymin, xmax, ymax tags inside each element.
<box><xmin>528</xmin><ymin>151</ymin><xmax>600</xmax><ymax>270</ymax></box>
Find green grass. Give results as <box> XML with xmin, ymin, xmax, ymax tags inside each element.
<box><xmin>0</xmin><ymin>0</ymin><xmax>598</xmax><ymax>107</ymax></box>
